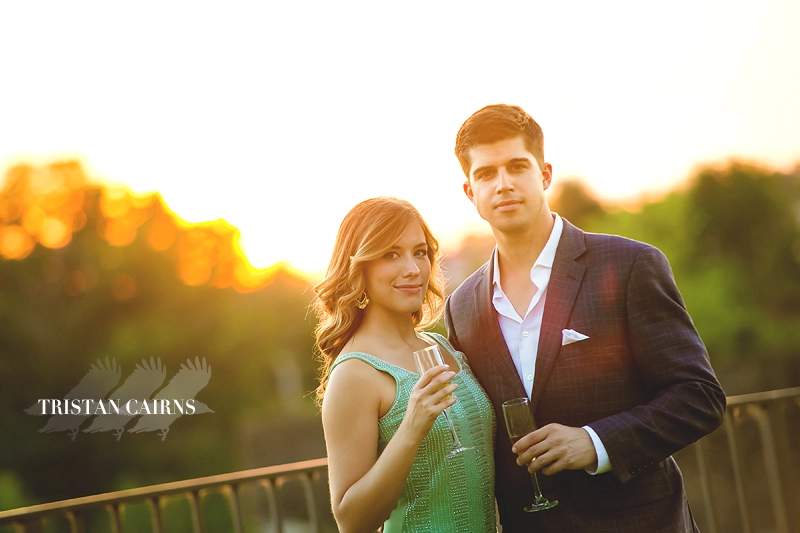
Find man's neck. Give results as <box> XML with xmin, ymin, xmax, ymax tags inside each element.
<box><xmin>494</xmin><ymin>211</ymin><xmax>555</xmax><ymax>276</ymax></box>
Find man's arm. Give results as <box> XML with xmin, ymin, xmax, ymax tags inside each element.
<box><xmin>515</xmin><ymin>245</ymin><xmax>726</xmax><ymax>483</ymax></box>
<box><xmin>590</xmin><ymin>246</ymin><xmax>726</xmax><ymax>483</ymax></box>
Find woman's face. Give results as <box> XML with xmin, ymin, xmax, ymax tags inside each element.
<box><xmin>362</xmin><ymin>221</ymin><xmax>431</xmax><ymax>316</ymax></box>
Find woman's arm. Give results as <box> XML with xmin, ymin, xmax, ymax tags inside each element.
<box><xmin>322</xmin><ymin>359</ymin><xmax>456</xmax><ymax>533</ymax></box>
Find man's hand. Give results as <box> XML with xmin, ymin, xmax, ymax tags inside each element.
<box><xmin>511</xmin><ymin>423</ymin><xmax>598</xmax><ymax>475</ymax></box>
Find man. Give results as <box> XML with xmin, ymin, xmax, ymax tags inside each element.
<box><xmin>444</xmin><ymin>104</ymin><xmax>726</xmax><ymax>532</ymax></box>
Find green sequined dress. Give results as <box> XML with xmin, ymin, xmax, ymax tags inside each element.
<box><xmin>330</xmin><ymin>332</ymin><xmax>496</xmax><ymax>533</ymax></box>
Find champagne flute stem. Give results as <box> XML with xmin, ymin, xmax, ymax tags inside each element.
<box><xmin>529</xmin><ymin>471</ymin><xmax>546</xmax><ymax>501</ymax></box>
<box><xmin>441</xmin><ymin>410</ymin><xmax>464</xmax><ymax>448</ymax></box>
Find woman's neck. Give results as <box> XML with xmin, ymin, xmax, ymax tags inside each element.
<box><xmin>363</xmin><ymin>307</ymin><xmax>418</xmax><ymax>339</ymax></box>
<box><xmin>345</xmin><ymin>307</ymin><xmax>423</xmax><ymax>355</ymax></box>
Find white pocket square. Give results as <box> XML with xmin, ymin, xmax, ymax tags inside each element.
<box><xmin>562</xmin><ymin>329</ymin><xmax>590</xmax><ymax>346</ymax></box>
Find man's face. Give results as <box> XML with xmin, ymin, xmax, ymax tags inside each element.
<box><xmin>463</xmin><ymin>136</ymin><xmax>552</xmax><ymax>236</ymax></box>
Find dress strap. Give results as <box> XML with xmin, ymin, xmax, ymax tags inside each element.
<box><xmin>331</xmin><ymin>351</ymin><xmax>398</xmax><ymax>375</ymax></box>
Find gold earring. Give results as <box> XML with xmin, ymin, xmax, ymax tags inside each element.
<box><xmin>355</xmin><ymin>293</ymin><xmax>370</xmax><ymax>309</ymax></box>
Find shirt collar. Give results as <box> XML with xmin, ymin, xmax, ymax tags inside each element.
<box><xmin>493</xmin><ymin>214</ymin><xmax>564</xmax><ymax>287</ymax></box>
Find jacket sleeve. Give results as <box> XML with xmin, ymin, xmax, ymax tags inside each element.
<box><xmin>588</xmin><ymin>246</ymin><xmax>727</xmax><ymax>484</ymax></box>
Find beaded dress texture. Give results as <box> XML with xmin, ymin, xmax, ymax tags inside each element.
<box><xmin>331</xmin><ymin>332</ymin><xmax>496</xmax><ymax>533</ymax></box>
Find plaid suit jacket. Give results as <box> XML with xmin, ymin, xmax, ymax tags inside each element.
<box><xmin>445</xmin><ymin>219</ymin><xmax>726</xmax><ymax>533</ymax></box>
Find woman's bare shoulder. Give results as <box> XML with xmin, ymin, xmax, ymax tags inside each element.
<box><xmin>325</xmin><ymin>358</ymin><xmax>384</xmax><ymax>409</ymax></box>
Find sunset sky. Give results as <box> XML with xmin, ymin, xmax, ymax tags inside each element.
<box><xmin>2</xmin><ymin>1</ymin><xmax>799</xmax><ymax>275</ymax></box>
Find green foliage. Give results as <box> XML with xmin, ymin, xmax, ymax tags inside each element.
<box><xmin>577</xmin><ymin>161</ymin><xmax>800</xmax><ymax>391</ymax></box>
<box><xmin>0</xmin><ymin>471</ymin><xmax>29</xmax><ymax>512</ymax></box>
<box><xmin>549</xmin><ymin>179</ymin><xmax>606</xmax><ymax>230</ymax></box>
<box><xmin>0</xmin><ymin>163</ymin><xmax>321</xmax><ymax>509</ymax></box>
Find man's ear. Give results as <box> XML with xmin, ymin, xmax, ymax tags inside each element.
<box><xmin>463</xmin><ymin>180</ymin><xmax>476</xmax><ymax>205</ymax></box>
<box><xmin>541</xmin><ymin>163</ymin><xmax>553</xmax><ymax>191</ymax></box>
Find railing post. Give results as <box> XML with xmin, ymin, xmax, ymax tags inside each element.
<box><xmin>747</xmin><ymin>404</ymin><xmax>789</xmax><ymax>533</ymax></box>
<box><xmin>146</xmin><ymin>497</ymin><xmax>162</xmax><ymax>533</ymax></box>
<box><xmin>694</xmin><ymin>438</ymin><xmax>718</xmax><ymax>533</ymax></box>
<box><xmin>187</xmin><ymin>491</ymin><xmax>204</xmax><ymax>533</ymax></box>
<box><xmin>300</xmin><ymin>472</ymin><xmax>320</xmax><ymax>533</ymax></box>
<box><xmin>65</xmin><ymin>510</ymin><xmax>85</xmax><ymax>533</ymax></box>
<box><xmin>11</xmin><ymin>521</ymin><xmax>32</xmax><ymax>533</ymax></box>
<box><xmin>105</xmin><ymin>503</ymin><xmax>122</xmax><ymax>533</ymax></box>
<box><xmin>223</xmin><ymin>485</ymin><xmax>243</xmax><ymax>533</ymax></box>
<box><xmin>725</xmin><ymin>407</ymin><xmax>752</xmax><ymax>533</ymax></box>
<box><xmin>260</xmin><ymin>478</ymin><xmax>283</xmax><ymax>533</ymax></box>
<box><xmin>778</xmin><ymin>398</ymin><xmax>800</xmax><ymax>527</ymax></box>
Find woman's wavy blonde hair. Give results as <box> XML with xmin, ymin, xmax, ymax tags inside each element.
<box><xmin>312</xmin><ymin>197</ymin><xmax>445</xmax><ymax>406</ymax></box>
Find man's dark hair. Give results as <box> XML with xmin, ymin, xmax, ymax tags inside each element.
<box><xmin>455</xmin><ymin>104</ymin><xmax>545</xmax><ymax>178</ymax></box>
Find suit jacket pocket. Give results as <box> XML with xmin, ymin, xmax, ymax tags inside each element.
<box><xmin>565</xmin><ymin>462</ymin><xmax>675</xmax><ymax>514</ymax></box>
<box><xmin>558</xmin><ymin>329</ymin><xmax>622</xmax><ymax>359</ymax></box>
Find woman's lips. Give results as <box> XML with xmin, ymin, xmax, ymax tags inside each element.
<box><xmin>395</xmin><ymin>285</ymin><xmax>422</xmax><ymax>293</ymax></box>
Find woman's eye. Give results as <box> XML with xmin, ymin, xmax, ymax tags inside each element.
<box><xmin>414</xmin><ymin>250</ymin><xmax>428</xmax><ymax>257</ymax></box>
<box><xmin>384</xmin><ymin>252</ymin><xmax>399</xmax><ymax>259</ymax></box>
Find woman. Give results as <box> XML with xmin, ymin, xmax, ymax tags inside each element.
<box><xmin>312</xmin><ymin>197</ymin><xmax>496</xmax><ymax>533</ymax></box>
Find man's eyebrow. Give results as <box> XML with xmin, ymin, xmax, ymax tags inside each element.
<box><xmin>471</xmin><ymin>165</ymin><xmax>494</xmax><ymax>177</ymax></box>
<box><xmin>471</xmin><ymin>158</ymin><xmax>531</xmax><ymax>177</ymax></box>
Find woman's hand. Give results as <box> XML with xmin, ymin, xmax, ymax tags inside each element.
<box><xmin>400</xmin><ymin>365</ymin><xmax>457</xmax><ymax>442</ymax></box>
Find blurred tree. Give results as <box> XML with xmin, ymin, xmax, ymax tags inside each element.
<box><xmin>0</xmin><ymin>162</ymin><xmax>320</xmax><ymax>508</ymax></box>
<box><xmin>0</xmin><ymin>471</ymin><xmax>29</xmax><ymax>512</ymax></box>
<box><xmin>583</xmin><ymin>161</ymin><xmax>800</xmax><ymax>393</ymax></box>
<box><xmin>689</xmin><ymin>161</ymin><xmax>800</xmax><ymax>312</ymax></box>
<box><xmin>548</xmin><ymin>179</ymin><xmax>606</xmax><ymax>228</ymax></box>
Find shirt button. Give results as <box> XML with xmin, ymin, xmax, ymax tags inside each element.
<box><xmin>522</xmin><ymin>331</ymin><xmax>529</xmax><ymax>337</ymax></box>
<box><xmin>527</xmin><ymin>375</ymin><xmax>533</xmax><ymax>381</ymax></box>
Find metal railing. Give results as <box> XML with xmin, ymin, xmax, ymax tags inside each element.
<box><xmin>3</xmin><ymin>387</ymin><xmax>800</xmax><ymax>533</ymax></box>
<box><xmin>679</xmin><ymin>386</ymin><xmax>800</xmax><ymax>533</ymax></box>
<box><xmin>0</xmin><ymin>458</ymin><xmax>331</xmax><ymax>533</ymax></box>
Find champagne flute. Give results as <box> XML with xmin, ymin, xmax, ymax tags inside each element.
<box><xmin>413</xmin><ymin>344</ymin><xmax>473</xmax><ymax>458</ymax></box>
<box><xmin>502</xmin><ymin>397</ymin><xmax>558</xmax><ymax>512</ymax></box>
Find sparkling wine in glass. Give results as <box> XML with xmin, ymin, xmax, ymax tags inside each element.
<box><xmin>502</xmin><ymin>397</ymin><xmax>558</xmax><ymax>512</ymax></box>
<box><xmin>413</xmin><ymin>344</ymin><xmax>473</xmax><ymax>458</ymax></box>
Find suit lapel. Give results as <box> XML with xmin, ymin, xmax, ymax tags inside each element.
<box><xmin>531</xmin><ymin>220</ymin><xmax>587</xmax><ymax>412</ymax></box>
<box><xmin>473</xmin><ymin>252</ymin><xmax>528</xmax><ymax>400</ymax></box>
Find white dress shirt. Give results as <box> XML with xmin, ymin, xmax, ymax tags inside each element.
<box><xmin>492</xmin><ymin>214</ymin><xmax>611</xmax><ymax>475</ymax></box>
